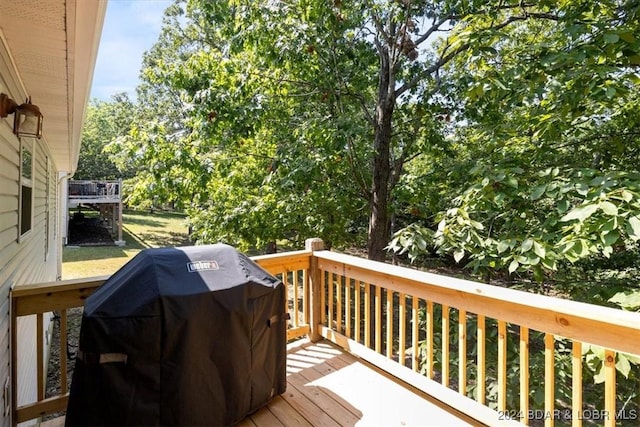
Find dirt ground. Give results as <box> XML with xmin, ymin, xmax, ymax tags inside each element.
<box><xmin>67</xmin><ymin>212</ymin><xmax>115</xmax><ymax>246</ymax></box>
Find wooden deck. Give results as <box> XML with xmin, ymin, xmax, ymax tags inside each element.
<box><xmin>40</xmin><ymin>339</ymin><xmax>476</xmax><ymax>427</ymax></box>
<box><xmin>240</xmin><ymin>339</ymin><xmax>477</xmax><ymax>427</ymax></box>
<box><xmin>22</xmin><ymin>246</ymin><xmax>637</xmax><ymax>426</ymax></box>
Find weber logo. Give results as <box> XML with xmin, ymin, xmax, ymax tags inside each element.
<box><xmin>187</xmin><ymin>260</ymin><xmax>219</xmax><ymax>272</ymax></box>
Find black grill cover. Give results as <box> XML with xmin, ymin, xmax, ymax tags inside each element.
<box><xmin>66</xmin><ymin>244</ymin><xmax>287</xmax><ymax>426</ymax></box>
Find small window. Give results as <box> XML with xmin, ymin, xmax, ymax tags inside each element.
<box><xmin>19</xmin><ymin>143</ymin><xmax>33</xmax><ymax>237</ymax></box>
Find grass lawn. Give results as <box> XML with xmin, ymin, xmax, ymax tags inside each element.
<box><xmin>62</xmin><ymin>210</ymin><xmax>190</xmax><ymax>279</ymax></box>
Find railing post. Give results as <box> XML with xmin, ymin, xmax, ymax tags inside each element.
<box><xmin>10</xmin><ymin>294</ymin><xmax>17</xmax><ymax>427</ymax></box>
<box><xmin>305</xmin><ymin>238</ymin><xmax>324</xmax><ymax>342</ymax></box>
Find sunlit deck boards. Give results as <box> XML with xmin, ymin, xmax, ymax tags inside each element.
<box><xmin>40</xmin><ymin>339</ymin><xmax>476</xmax><ymax>427</ymax></box>
<box><xmin>240</xmin><ymin>339</ymin><xmax>478</xmax><ymax>427</ymax></box>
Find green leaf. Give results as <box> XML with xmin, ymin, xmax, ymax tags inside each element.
<box><xmin>619</xmin><ymin>32</ymin><xmax>636</xmax><ymax>43</ymax></box>
<box><xmin>600</xmin><ymin>217</ymin><xmax>617</xmax><ymax>232</ymax></box>
<box><xmin>505</xmin><ymin>176</ymin><xmax>518</xmax><ymax>188</ymax></box>
<box><xmin>599</xmin><ymin>201</ymin><xmax>618</xmax><ymax>216</ymax></box>
<box><xmin>616</xmin><ymin>354</ymin><xmax>631</xmax><ymax>379</ymax></box>
<box><xmin>470</xmin><ymin>220</ymin><xmax>484</xmax><ymax>230</ymax></box>
<box><xmin>560</xmin><ymin>240</ymin><xmax>576</xmax><ymax>254</ymax></box>
<box><xmin>609</xmin><ymin>291</ymin><xmax>640</xmax><ymax>311</ymax></box>
<box><xmin>521</xmin><ymin>238</ymin><xmax>533</xmax><ymax>253</ymax></box>
<box><xmin>577</xmin><ymin>240</ymin><xmax>590</xmax><ymax>257</ymax></box>
<box><xmin>508</xmin><ymin>259</ymin><xmax>519</xmax><ymax>274</ymax></box>
<box><xmin>588</xmin><ymin>345</ymin><xmax>606</xmax><ymax>360</ymax></box>
<box><xmin>626</xmin><ymin>216</ymin><xmax>640</xmax><ymax>240</ymax></box>
<box><xmin>556</xmin><ymin>199</ymin><xmax>570</xmax><ymax>213</ymax></box>
<box><xmin>575</xmin><ymin>183</ymin><xmax>589</xmax><ymax>196</ymax></box>
<box><xmin>603</xmin><ymin>33</ymin><xmax>620</xmax><ymax>44</ymax></box>
<box><xmin>526</xmin><ymin>255</ymin><xmax>540</xmax><ymax>265</ymax></box>
<box><xmin>600</xmin><ymin>230</ymin><xmax>619</xmax><ymax>246</ymax></box>
<box><xmin>530</xmin><ymin>185</ymin><xmax>546</xmax><ymax>201</ymax></box>
<box><xmin>497</xmin><ymin>240</ymin><xmax>510</xmax><ymax>254</ymax></box>
<box><xmin>605</xmin><ymin>87</ymin><xmax>616</xmax><ymax>99</ymax></box>
<box><xmin>560</xmin><ymin>204</ymin><xmax>598</xmax><ymax>222</ymax></box>
<box><xmin>453</xmin><ymin>249</ymin><xmax>465</xmax><ymax>263</ymax></box>
<box><xmin>541</xmin><ymin>257</ymin><xmax>557</xmax><ymax>271</ymax></box>
<box><xmin>621</xmin><ymin>190</ymin><xmax>633</xmax><ymax>203</ymax></box>
<box><xmin>533</xmin><ymin>241</ymin><xmax>546</xmax><ymax>259</ymax></box>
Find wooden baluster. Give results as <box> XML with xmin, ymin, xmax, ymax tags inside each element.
<box><xmin>477</xmin><ymin>314</ymin><xmax>486</xmax><ymax>405</ymax></box>
<box><xmin>375</xmin><ymin>286</ymin><xmax>382</xmax><ymax>353</ymax></box>
<box><xmin>520</xmin><ymin>326</ymin><xmax>530</xmax><ymax>425</ymax></box>
<box><xmin>442</xmin><ymin>305</ymin><xmax>450</xmax><ymax>387</ymax></box>
<box><xmin>459</xmin><ymin>309</ymin><xmax>467</xmax><ymax>396</ymax></box>
<box><xmin>604</xmin><ymin>349</ymin><xmax>616</xmax><ymax>427</ymax></box>
<box><xmin>545</xmin><ymin>333</ymin><xmax>555</xmax><ymax>427</ymax></box>
<box><xmin>328</xmin><ymin>273</ymin><xmax>334</xmax><ymax>329</ymax></box>
<box><xmin>345</xmin><ymin>279</ymin><xmax>351</xmax><ymax>338</ymax></box>
<box><xmin>498</xmin><ymin>320</ymin><xmax>507</xmax><ymax>412</ymax></box>
<box><xmin>412</xmin><ymin>296</ymin><xmax>419</xmax><ymax>372</ymax></box>
<box><xmin>426</xmin><ymin>300</ymin><xmax>434</xmax><ymax>379</ymax></box>
<box><xmin>11</xmin><ymin>299</ymin><xmax>17</xmax><ymax>425</ymax></box>
<box><xmin>386</xmin><ymin>290</ymin><xmax>394</xmax><ymax>359</ymax></box>
<box><xmin>364</xmin><ymin>282</ymin><xmax>371</xmax><ymax>348</ymax></box>
<box><xmin>283</xmin><ymin>273</ymin><xmax>290</xmax><ymax>329</ymax></box>
<box><xmin>399</xmin><ymin>293</ymin><xmax>406</xmax><ymax>367</ymax></box>
<box><xmin>355</xmin><ymin>281</ymin><xmax>362</xmax><ymax>343</ymax></box>
<box><xmin>572</xmin><ymin>341</ymin><xmax>582</xmax><ymax>427</ymax></box>
<box><xmin>293</xmin><ymin>271</ymin><xmax>299</xmax><ymax>327</ymax></box>
<box><xmin>336</xmin><ymin>274</ymin><xmax>342</xmax><ymax>333</ymax></box>
<box><xmin>303</xmin><ymin>268</ymin><xmax>310</xmax><ymax>326</ymax></box>
<box><xmin>37</xmin><ymin>313</ymin><xmax>44</xmax><ymax>401</ymax></box>
<box><xmin>319</xmin><ymin>271</ymin><xmax>327</xmax><ymax>327</ymax></box>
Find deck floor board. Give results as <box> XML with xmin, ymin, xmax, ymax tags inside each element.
<box><xmin>245</xmin><ymin>339</ymin><xmax>476</xmax><ymax>427</ymax></box>
<box><xmin>40</xmin><ymin>340</ymin><xmax>474</xmax><ymax>427</ymax></box>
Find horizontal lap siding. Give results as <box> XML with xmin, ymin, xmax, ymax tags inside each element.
<box><xmin>1</xmin><ymin>65</ymin><xmax>60</xmax><ymax>427</ymax></box>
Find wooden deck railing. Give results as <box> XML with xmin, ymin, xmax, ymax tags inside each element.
<box><xmin>10</xmin><ymin>250</ymin><xmax>312</xmax><ymax>426</ymax></box>
<box><xmin>314</xmin><ymin>249</ymin><xmax>640</xmax><ymax>427</ymax></box>
<box><xmin>10</xmin><ymin>239</ymin><xmax>640</xmax><ymax>426</ymax></box>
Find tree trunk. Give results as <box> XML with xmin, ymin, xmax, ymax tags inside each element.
<box><xmin>367</xmin><ymin>46</ymin><xmax>395</xmax><ymax>262</ymax></box>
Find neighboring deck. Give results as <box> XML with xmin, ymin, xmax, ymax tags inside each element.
<box><xmin>67</xmin><ymin>180</ymin><xmax>122</xmax><ymax>208</ymax></box>
<box><xmin>40</xmin><ymin>339</ymin><xmax>475</xmax><ymax>427</ymax></box>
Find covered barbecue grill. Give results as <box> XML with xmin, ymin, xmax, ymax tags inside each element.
<box><xmin>66</xmin><ymin>244</ymin><xmax>287</xmax><ymax>426</ymax></box>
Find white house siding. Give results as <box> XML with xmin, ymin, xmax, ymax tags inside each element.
<box><xmin>1</xmin><ymin>39</ymin><xmax>60</xmax><ymax>427</ymax></box>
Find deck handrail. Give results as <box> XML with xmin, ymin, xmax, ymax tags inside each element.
<box><xmin>312</xmin><ymin>248</ymin><xmax>640</xmax><ymax>427</ymax></box>
<box><xmin>10</xmin><ymin>240</ymin><xmax>640</xmax><ymax>426</ymax></box>
<box><xmin>314</xmin><ymin>250</ymin><xmax>640</xmax><ymax>355</ymax></box>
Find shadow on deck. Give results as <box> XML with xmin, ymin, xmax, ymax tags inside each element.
<box><xmin>41</xmin><ymin>340</ymin><xmax>476</xmax><ymax>427</ymax></box>
<box><xmin>247</xmin><ymin>339</ymin><xmax>478</xmax><ymax>426</ymax></box>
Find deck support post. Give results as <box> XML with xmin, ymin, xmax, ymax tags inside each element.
<box><xmin>306</xmin><ymin>238</ymin><xmax>324</xmax><ymax>342</ymax></box>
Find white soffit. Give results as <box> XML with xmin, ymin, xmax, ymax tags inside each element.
<box><xmin>0</xmin><ymin>0</ymin><xmax>107</xmax><ymax>173</ymax></box>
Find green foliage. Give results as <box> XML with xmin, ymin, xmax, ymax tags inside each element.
<box><xmin>391</xmin><ymin>165</ymin><xmax>640</xmax><ymax>279</ymax></box>
<box><xmin>609</xmin><ymin>290</ymin><xmax>640</xmax><ymax>312</ymax></box>
<box><xmin>388</xmin><ymin>0</ymin><xmax>640</xmax><ymax>278</ymax></box>
<box><xmin>102</xmin><ymin>0</ymin><xmax>640</xmax><ymax>272</ymax></box>
<box><xmin>76</xmin><ymin>94</ymin><xmax>135</xmax><ymax>180</ymax></box>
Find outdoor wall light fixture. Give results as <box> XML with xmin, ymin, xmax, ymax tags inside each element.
<box><xmin>0</xmin><ymin>92</ymin><xmax>43</xmax><ymax>139</ymax></box>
